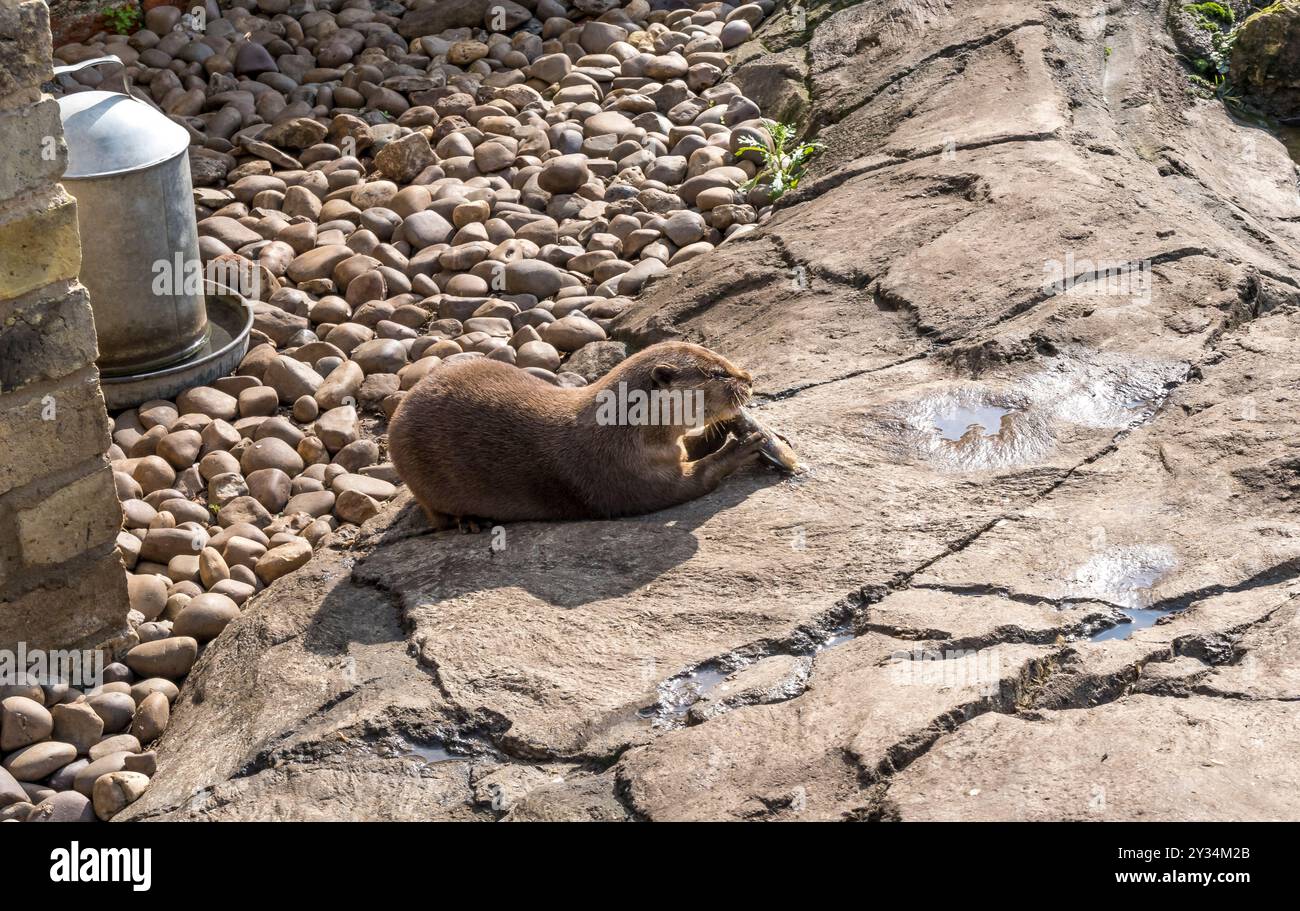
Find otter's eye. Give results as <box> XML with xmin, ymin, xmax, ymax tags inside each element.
<box><xmin>711</xmin><ymin>370</ymin><xmax>729</xmax><ymax>379</ymax></box>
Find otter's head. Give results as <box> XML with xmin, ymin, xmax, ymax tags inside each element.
<box><xmin>641</xmin><ymin>341</ymin><xmax>754</xmax><ymax>426</ymax></box>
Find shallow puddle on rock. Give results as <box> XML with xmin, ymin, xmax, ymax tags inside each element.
<box><xmin>1122</xmin><ymin>395</ymin><xmax>1158</xmax><ymax>415</ymax></box>
<box><xmin>641</xmin><ymin>618</ymin><xmax>863</xmax><ymax>726</ymax></box>
<box><xmin>816</xmin><ymin>624</ymin><xmax>858</xmax><ymax>651</ymax></box>
<box><xmin>1020</xmin><ymin>350</ymin><xmax>1189</xmax><ymax>431</ymax></box>
<box><xmin>652</xmin><ymin>663</ymin><xmax>734</xmax><ymax>721</ymax></box>
<box><xmin>1090</xmin><ymin>608</ymin><xmax>1170</xmax><ymax>641</ymax></box>
<box><xmin>932</xmin><ymin>403</ymin><xmax>1013</xmax><ymax>441</ymax></box>
<box><xmin>900</xmin><ymin>388</ymin><xmax>1047</xmax><ymax>470</ymax></box>
<box><xmin>818</xmin><ymin>632</ymin><xmax>856</xmax><ymax>651</ymax></box>
<box><xmin>1067</xmin><ymin>544</ymin><xmax>1178</xmax><ymax>641</ymax></box>
<box><xmin>396</xmin><ymin>738</ymin><xmax>457</xmax><ymax>764</ymax></box>
<box><xmin>895</xmin><ymin>349</ymin><xmax>1188</xmax><ymax>471</ymax></box>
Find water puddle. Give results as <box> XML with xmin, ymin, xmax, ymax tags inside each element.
<box><xmin>644</xmin><ymin>657</ymin><xmax>738</xmax><ymax>722</ymax></box>
<box><xmin>896</xmin><ymin>349</ymin><xmax>1188</xmax><ymax>471</ymax></box>
<box><xmin>932</xmin><ymin>403</ymin><xmax>1013</xmax><ymax>441</ymax></box>
<box><xmin>902</xmin><ymin>388</ymin><xmax>1047</xmax><ymax>470</ymax></box>
<box><xmin>813</xmin><ymin>612</ymin><xmax>862</xmax><ymax>652</ymax></box>
<box><xmin>378</xmin><ymin>736</ymin><xmax>459</xmax><ymax>764</ymax></box>
<box><xmin>1090</xmin><ymin>608</ymin><xmax>1171</xmax><ymax>641</ymax></box>
<box><xmin>1028</xmin><ymin>358</ymin><xmax>1184</xmax><ymax>429</ymax></box>
<box><xmin>1066</xmin><ymin>544</ymin><xmax>1178</xmax><ymax>641</ymax></box>
<box><xmin>640</xmin><ymin>622</ymin><xmax>859</xmax><ymax>726</ymax></box>
<box><xmin>402</xmin><ymin>741</ymin><xmax>457</xmax><ymax>763</ymax></box>
<box><xmin>817</xmin><ymin>629</ymin><xmax>857</xmax><ymax>651</ymax></box>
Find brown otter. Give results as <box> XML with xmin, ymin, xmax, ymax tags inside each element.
<box><xmin>387</xmin><ymin>341</ymin><xmax>765</xmax><ymax>523</ymax></box>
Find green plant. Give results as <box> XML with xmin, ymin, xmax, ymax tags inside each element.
<box><xmin>1180</xmin><ymin>2</ymin><xmax>1245</xmax><ymax>76</ymax></box>
<box><xmin>735</xmin><ymin>120</ymin><xmax>823</xmax><ymax>200</ymax></box>
<box><xmin>1207</xmin><ymin>25</ymin><xmax>1241</xmax><ymax>74</ymax></box>
<box><xmin>1185</xmin><ymin>2</ymin><xmax>1236</xmax><ymax>29</ymax></box>
<box><xmin>1188</xmin><ymin>71</ymin><xmax>1246</xmax><ymax>111</ymax></box>
<box><xmin>101</xmin><ymin>1</ymin><xmax>140</xmax><ymax>34</ymax></box>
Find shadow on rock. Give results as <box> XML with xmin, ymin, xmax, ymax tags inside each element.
<box><xmin>299</xmin><ymin>573</ymin><xmax>411</xmax><ymax>657</ymax></box>
<box><xmin>339</xmin><ymin>466</ymin><xmax>777</xmax><ymax>617</ymax></box>
<box><xmin>293</xmin><ymin>466</ymin><xmax>779</xmax><ymax>661</ymax></box>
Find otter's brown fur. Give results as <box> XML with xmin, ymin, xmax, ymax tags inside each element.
<box><xmin>387</xmin><ymin>341</ymin><xmax>764</xmax><ymax>523</ymax></box>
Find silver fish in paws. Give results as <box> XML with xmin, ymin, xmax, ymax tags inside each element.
<box><xmin>734</xmin><ymin>407</ymin><xmax>800</xmax><ymax>473</ymax></box>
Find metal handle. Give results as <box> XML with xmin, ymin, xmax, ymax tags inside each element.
<box><xmin>52</xmin><ymin>55</ymin><xmax>131</xmax><ymax>94</ymax></box>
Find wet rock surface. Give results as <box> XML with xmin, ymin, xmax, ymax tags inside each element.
<box><xmin>46</xmin><ymin>0</ymin><xmax>1300</xmax><ymax>821</ymax></box>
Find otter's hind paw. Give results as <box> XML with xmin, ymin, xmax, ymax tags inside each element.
<box><xmin>456</xmin><ymin>516</ymin><xmax>488</xmax><ymax>534</ymax></box>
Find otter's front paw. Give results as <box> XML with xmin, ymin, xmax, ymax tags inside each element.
<box><xmin>716</xmin><ymin>430</ymin><xmax>764</xmax><ymax>462</ymax></box>
<box><xmin>736</xmin><ymin>430</ymin><xmax>766</xmax><ymax>460</ymax></box>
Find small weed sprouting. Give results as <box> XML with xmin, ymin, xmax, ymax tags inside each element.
<box><xmin>735</xmin><ymin>120</ymin><xmax>823</xmax><ymax>201</ymax></box>
<box><xmin>1187</xmin><ymin>71</ymin><xmax>1246</xmax><ymax>112</ymax></box>
<box><xmin>101</xmin><ymin>2</ymin><xmax>141</xmax><ymax>34</ymax></box>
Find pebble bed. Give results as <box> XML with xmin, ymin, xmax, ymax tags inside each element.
<box><xmin>0</xmin><ymin>0</ymin><xmax>787</xmax><ymax>822</ymax></box>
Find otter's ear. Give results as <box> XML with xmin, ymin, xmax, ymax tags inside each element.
<box><xmin>651</xmin><ymin>364</ymin><xmax>677</xmax><ymax>388</ymax></box>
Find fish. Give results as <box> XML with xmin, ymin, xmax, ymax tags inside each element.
<box><xmin>735</xmin><ymin>407</ymin><xmax>801</xmax><ymax>473</ymax></box>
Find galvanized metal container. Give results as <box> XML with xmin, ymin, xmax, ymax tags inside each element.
<box><xmin>99</xmin><ymin>281</ymin><xmax>253</xmax><ymax>411</ymax></box>
<box><xmin>55</xmin><ymin>56</ymin><xmax>208</xmax><ymax>376</ymax></box>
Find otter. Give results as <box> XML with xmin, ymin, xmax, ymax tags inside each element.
<box><xmin>387</xmin><ymin>341</ymin><xmax>766</xmax><ymax>524</ymax></box>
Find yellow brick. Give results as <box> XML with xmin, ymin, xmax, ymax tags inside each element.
<box><xmin>16</xmin><ymin>466</ymin><xmax>121</xmax><ymax>567</ymax></box>
<box><xmin>0</xmin><ymin>371</ymin><xmax>111</xmax><ymax>496</ymax></box>
<box><xmin>0</xmin><ymin>193</ymin><xmax>82</xmax><ymax>301</ymax></box>
<box><xmin>0</xmin><ymin>553</ymin><xmax>129</xmax><ymax>652</ymax></box>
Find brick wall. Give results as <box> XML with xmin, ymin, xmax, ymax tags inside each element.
<box><xmin>0</xmin><ymin>0</ymin><xmax>130</xmax><ymax>651</ymax></box>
